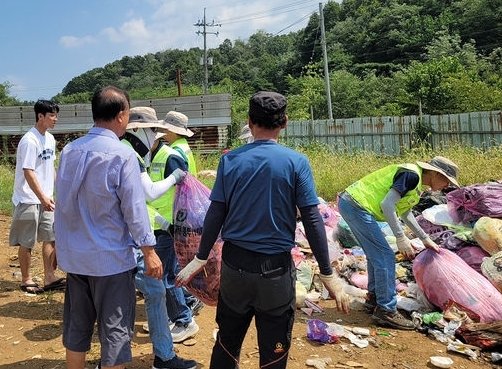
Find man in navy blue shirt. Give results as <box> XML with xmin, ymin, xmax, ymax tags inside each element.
<box><xmin>176</xmin><ymin>91</ymin><xmax>349</xmax><ymax>369</ymax></box>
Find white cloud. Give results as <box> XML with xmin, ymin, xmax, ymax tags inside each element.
<box><xmin>59</xmin><ymin>35</ymin><xmax>95</xmax><ymax>48</ymax></box>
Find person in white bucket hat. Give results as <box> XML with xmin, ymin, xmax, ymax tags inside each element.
<box><xmin>337</xmin><ymin>155</ymin><xmax>459</xmax><ymax>331</ymax></box>
<box><xmin>146</xmin><ymin>109</ymin><xmax>201</xmax><ymax>344</ymax></box>
<box><xmin>121</xmin><ymin>106</ymin><xmax>197</xmax><ymax>369</ymax></box>
<box><xmin>122</xmin><ymin>107</ymin><xmax>186</xmax><ymax>201</ymax></box>
<box><xmin>157</xmin><ymin>111</ymin><xmax>197</xmax><ymax>175</ymax></box>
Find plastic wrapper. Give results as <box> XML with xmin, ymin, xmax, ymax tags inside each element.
<box><xmin>413</xmin><ymin>248</ymin><xmax>502</xmax><ymax>323</ymax></box>
<box><xmin>481</xmin><ymin>250</ymin><xmax>502</xmax><ymax>293</ymax></box>
<box><xmin>317</xmin><ymin>201</ymin><xmax>340</xmax><ymax>228</ymax></box>
<box><xmin>306</xmin><ymin>319</ymin><xmax>340</xmax><ymax>344</ymax></box>
<box><xmin>173</xmin><ymin>174</ymin><xmax>222</xmax><ymax>306</ymax></box>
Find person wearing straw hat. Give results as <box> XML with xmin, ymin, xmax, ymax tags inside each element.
<box><xmin>123</xmin><ymin>107</ymin><xmax>186</xmax><ymax>201</ymax></box>
<box><xmin>337</xmin><ymin>156</ymin><xmax>460</xmax><ymax>330</ymax></box>
<box><xmin>124</xmin><ymin>106</ymin><xmax>198</xmax><ymax>369</ymax></box>
<box><xmin>155</xmin><ymin>110</ymin><xmax>204</xmax><ymax>338</ymax></box>
<box><xmin>157</xmin><ymin>111</ymin><xmax>197</xmax><ymax>175</ymax></box>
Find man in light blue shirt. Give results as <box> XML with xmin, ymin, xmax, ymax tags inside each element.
<box><xmin>55</xmin><ymin>86</ymin><xmax>162</xmax><ymax>369</ymax></box>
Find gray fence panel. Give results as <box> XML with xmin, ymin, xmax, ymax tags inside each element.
<box><xmin>283</xmin><ymin>111</ymin><xmax>502</xmax><ymax>155</ymax></box>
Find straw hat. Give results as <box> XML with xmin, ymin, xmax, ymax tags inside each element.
<box><xmin>159</xmin><ymin>111</ymin><xmax>194</xmax><ymax>137</ymax></box>
<box><xmin>417</xmin><ymin>156</ymin><xmax>460</xmax><ymax>187</ymax></box>
<box><xmin>126</xmin><ymin>107</ymin><xmax>167</xmax><ymax>130</ymax></box>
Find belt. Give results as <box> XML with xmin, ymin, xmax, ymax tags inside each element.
<box><xmin>340</xmin><ymin>191</ymin><xmax>365</xmax><ymax>210</ymax></box>
<box><xmin>222</xmin><ymin>241</ymin><xmax>291</xmax><ymax>274</ymax></box>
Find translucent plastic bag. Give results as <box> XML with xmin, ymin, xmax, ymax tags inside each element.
<box><xmin>413</xmin><ymin>248</ymin><xmax>502</xmax><ymax>322</ymax></box>
<box><xmin>173</xmin><ymin>174</ymin><xmax>222</xmax><ymax>306</ymax></box>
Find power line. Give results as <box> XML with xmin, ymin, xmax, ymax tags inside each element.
<box><xmin>274</xmin><ymin>12</ymin><xmax>315</xmax><ymax>35</ymax></box>
<box><xmin>217</xmin><ymin>2</ymin><xmax>317</xmax><ymax>25</ymax></box>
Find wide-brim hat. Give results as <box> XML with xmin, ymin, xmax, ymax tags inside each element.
<box><xmin>417</xmin><ymin>156</ymin><xmax>460</xmax><ymax>187</ymax></box>
<box><xmin>160</xmin><ymin>111</ymin><xmax>194</xmax><ymax>137</ymax></box>
<box><xmin>126</xmin><ymin>107</ymin><xmax>167</xmax><ymax>130</ymax></box>
<box><xmin>238</xmin><ymin>124</ymin><xmax>252</xmax><ymax>140</ymax></box>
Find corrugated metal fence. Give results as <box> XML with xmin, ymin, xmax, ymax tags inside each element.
<box><xmin>1</xmin><ymin>103</ymin><xmax>501</xmax><ymax>157</ymax></box>
<box><xmin>283</xmin><ymin>110</ymin><xmax>502</xmax><ymax>155</ymax></box>
<box><xmin>0</xmin><ymin>94</ymin><xmax>231</xmax><ymax>158</ymax></box>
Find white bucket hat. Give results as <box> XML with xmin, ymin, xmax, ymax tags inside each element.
<box><xmin>417</xmin><ymin>156</ymin><xmax>460</xmax><ymax>187</ymax></box>
<box><xmin>126</xmin><ymin>107</ymin><xmax>167</xmax><ymax>130</ymax></box>
<box><xmin>160</xmin><ymin>111</ymin><xmax>194</xmax><ymax>137</ymax></box>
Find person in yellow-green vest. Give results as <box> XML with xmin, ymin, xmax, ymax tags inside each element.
<box><xmin>337</xmin><ymin>156</ymin><xmax>460</xmax><ymax>330</ymax></box>
<box><xmin>149</xmin><ymin>110</ymin><xmax>200</xmax><ymax>344</ymax></box>
<box><xmin>157</xmin><ymin>111</ymin><xmax>197</xmax><ymax>175</ymax></box>
<box><xmin>123</xmin><ymin>107</ymin><xmax>197</xmax><ymax>369</ymax></box>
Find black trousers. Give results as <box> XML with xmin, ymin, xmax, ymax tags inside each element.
<box><xmin>209</xmin><ymin>246</ymin><xmax>296</xmax><ymax>369</ymax></box>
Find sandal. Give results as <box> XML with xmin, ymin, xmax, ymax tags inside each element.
<box><xmin>20</xmin><ymin>283</ymin><xmax>44</xmax><ymax>294</ymax></box>
<box><xmin>44</xmin><ymin>278</ymin><xmax>66</xmax><ymax>292</ymax></box>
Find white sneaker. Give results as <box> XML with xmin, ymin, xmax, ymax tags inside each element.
<box><xmin>142</xmin><ymin>321</ymin><xmax>175</xmax><ymax>333</ymax></box>
<box><xmin>171</xmin><ymin>320</ymin><xmax>199</xmax><ymax>343</ymax></box>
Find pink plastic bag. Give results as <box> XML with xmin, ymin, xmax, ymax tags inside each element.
<box><xmin>447</xmin><ymin>183</ymin><xmax>502</xmax><ymax>223</ymax></box>
<box><xmin>173</xmin><ymin>174</ymin><xmax>222</xmax><ymax>306</ymax></box>
<box><xmin>413</xmin><ymin>248</ymin><xmax>502</xmax><ymax>322</ymax></box>
<box><xmin>317</xmin><ymin>202</ymin><xmax>340</xmax><ymax>228</ymax></box>
<box><xmin>455</xmin><ymin>246</ymin><xmax>490</xmax><ymax>273</ymax></box>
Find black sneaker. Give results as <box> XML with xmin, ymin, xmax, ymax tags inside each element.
<box><xmin>153</xmin><ymin>355</ymin><xmax>197</xmax><ymax>369</ymax></box>
<box><xmin>372</xmin><ymin>306</ymin><xmax>415</xmax><ymax>330</ymax></box>
<box><xmin>363</xmin><ymin>292</ymin><xmax>376</xmax><ymax>313</ymax></box>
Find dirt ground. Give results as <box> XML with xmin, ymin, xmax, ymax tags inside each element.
<box><xmin>0</xmin><ymin>213</ymin><xmax>497</xmax><ymax>369</ymax></box>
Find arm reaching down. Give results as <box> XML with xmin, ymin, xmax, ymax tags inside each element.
<box><xmin>299</xmin><ymin>205</ymin><xmax>350</xmax><ymax>313</ymax></box>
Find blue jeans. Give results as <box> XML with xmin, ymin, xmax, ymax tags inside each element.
<box><xmin>155</xmin><ymin>232</ymin><xmax>192</xmax><ymax>326</ymax></box>
<box><xmin>135</xmin><ymin>251</ymin><xmax>175</xmax><ymax>361</ymax></box>
<box><xmin>338</xmin><ymin>195</ymin><xmax>397</xmax><ymax>312</ymax></box>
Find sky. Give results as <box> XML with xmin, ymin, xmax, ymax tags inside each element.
<box><xmin>0</xmin><ymin>0</ymin><xmax>323</xmax><ymax>102</ymax></box>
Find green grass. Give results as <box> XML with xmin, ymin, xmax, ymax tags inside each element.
<box><xmin>0</xmin><ymin>163</ymin><xmax>14</xmax><ymax>214</ymax></box>
<box><xmin>1</xmin><ymin>143</ymin><xmax>501</xmax><ymax>215</ymax></box>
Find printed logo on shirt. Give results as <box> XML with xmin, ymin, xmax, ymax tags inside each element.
<box><xmin>273</xmin><ymin>342</ymin><xmax>285</xmax><ymax>354</ymax></box>
<box><xmin>38</xmin><ymin>148</ymin><xmax>54</xmax><ymax>161</ymax></box>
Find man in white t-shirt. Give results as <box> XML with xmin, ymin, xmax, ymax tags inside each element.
<box><xmin>9</xmin><ymin>99</ymin><xmax>64</xmax><ymax>294</ymax></box>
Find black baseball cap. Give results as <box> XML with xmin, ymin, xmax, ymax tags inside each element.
<box><xmin>249</xmin><ymin>91</ymin><xmax>287</xmax><ymax>123</ymax></box>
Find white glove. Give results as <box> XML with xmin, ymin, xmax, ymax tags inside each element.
<box><xmin>422</xmin><ymin>236</ymin><xmax>440</xmax><ymax>253</ymax></box>
<box><xmin>396</xmin><ymin>235</ymin><xmax>415</xmax><ymax>259</ymax></box>
<box><xmin>154</xmin><ymin>214</ymin><xmax>170</xmax><ymax>232</ymax></box>
<box><xmin>175</xmin><ymin>256</ymin><xmax>208</xmax><ymax>286</ymax></box>
<box><xmin>319</xmin><ymin>273</ymin><xmax>350</xmax><ymax>313</ymax></box>
<box><xmin>171</xmin><ymin>168</ymin><xmax>187</xmax><ymax>184</ymax></box>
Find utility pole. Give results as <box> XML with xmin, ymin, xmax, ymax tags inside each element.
<box><xmin>194</xmin><ymin>8</ymin><xmax>220</xmax><ymax>94</ymax></box>
<box><xmin>319</xmin><ymin>2</ymin><xmax>333</xmax><ymax>120</ymax></box>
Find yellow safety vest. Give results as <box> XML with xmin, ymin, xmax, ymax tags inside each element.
<box><xmin>346</xmin><ymin>163</ymin><xmax>423</xmax><ymax>221</ymax></box>
<box><xmin>171</xmin><ymin>137</ymin><xmax>197</xmax><ymax>175</ymax></box>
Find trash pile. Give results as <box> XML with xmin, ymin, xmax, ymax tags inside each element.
<box><xmin>295</xmin><ymin>182</ymin><xmax>502</xmax><ymax>363</ymax></box>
